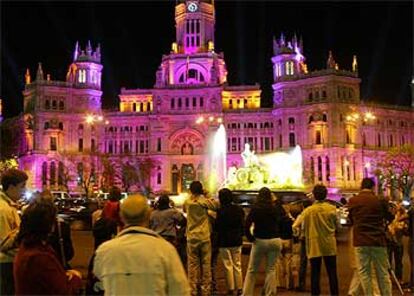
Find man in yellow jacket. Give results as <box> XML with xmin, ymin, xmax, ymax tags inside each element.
<box><xmin>293</xmin><ymin>184</ymin><xmax>339</xmax><ymax>296</ymax></box>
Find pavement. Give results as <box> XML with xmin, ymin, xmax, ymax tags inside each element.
<box><xmin>70</xmin><ymin>227</ymin><xmax>412</xmax><ymax>295</ymax></box>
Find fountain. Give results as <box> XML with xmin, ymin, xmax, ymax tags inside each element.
<box><xmin>224</xmin><ymin>144</ymin><xmax>304</xmax><ymax>190</ymax></box>
<box><xmin>206</xmin><ymin>124</ymin><xmax>227</xmax><ymax>194</ymax></box>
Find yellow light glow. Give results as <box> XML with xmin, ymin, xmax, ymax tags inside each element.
<box><xmin>344</xmin><ymin>160</ymin><xmax>350</xmax><ymax>166</ymax></box>
<box><xmin>196</xmin><ymin>116</ymin><xmax>204</xmax><ymax>124</ymax></box>
<box><xmin>105</xmin><ymin>120</ymin><xmax>110</xmax><ymax>125</ymax></box>
<box><xmin>97</xmin><ymin>115</ymin><xmax>103</xmax><ymax>121</ymax></box>
<box><xmin>209</xmin><ymin>116</ymin><xmax>214</xmax><ymax>122</ymax></box>
<box><xmin>85</xmin><ymin>115</ymin><xmax>94</xmax><ymax>124</ymax></box>
<box><xmin>364</xmin><ymin>162</ymin><xmax>371</xmax><ymax>168</ymax></box>
<box><xmin>217</xmin><ymin>118</ymin><xmax>223</xmax><ymax>123</ymax></box>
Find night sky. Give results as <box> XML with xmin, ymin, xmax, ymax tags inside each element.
<box><xmin>1</xmin><ymin>1</ymin><xmax>412</xmax><ymax>118</ymax></box>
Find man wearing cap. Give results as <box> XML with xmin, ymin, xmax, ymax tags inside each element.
<box><xmin>93</xmin><ymin>194</ymin><xmax>190</xmax><ymax>295</ymax></box>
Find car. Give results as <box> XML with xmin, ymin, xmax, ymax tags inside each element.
<box><xmin>51</xmin><ymin>191</ymin><xmax>72</xmax><ymax>200</ymax></box>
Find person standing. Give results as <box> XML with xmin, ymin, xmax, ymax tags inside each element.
<box><xmin>0</xmin><ymin>168</ymin><xmax>28</xmax><ymax>295</ymax></box>
<box><xmin>94</xmin><ymin>194</ymin><xmax>189</xmax><ymax>295</ymax></box>
<box><xmin>14</xmin><ymin>199</ymin><xmax>82</xmax><ymax>295</ymax></box>
<box><xmin>348</xmin><ymin>178</ymin><xmax>393</xmax><ymax>296</ymax></box>
<box><xmin>183</xmin><ymin>181</ymin><xmax>218</xmax><ymax>296</ymax></box>
<box><xmin>292</xmin><ymin>184</ymin><xmax>339</xmax><ymax>296</ymax></box>
<box><xmin>216</xmin><ymin>188</ymin><xmax>244</xmax><ymax>295</ymax></box>
<box><xmin>149</xmin><ymin>194</ymin><xmax>186</xmax><ymax>247</ymax></box>
<box><xmin>243</xmin><ymin>187</ymin><xmax>284</xmax><ymax>296</ymax></box>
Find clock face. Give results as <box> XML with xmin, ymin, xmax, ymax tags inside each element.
<box><xmin>187</xmin><ymin>2</ymin><xmax>198</xmax><ymax>12</ymax></box>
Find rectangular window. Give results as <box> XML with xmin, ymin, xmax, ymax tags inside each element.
<box><xmin>264</xmin><ymin>138</ymin><xmax>270</xmax><ymax>151</ymax></box>
<box><xmin>193</xmin><ymin>97</ymin><xmax>197</xmax><ymax>107</ymax></box>
<box><xmin>108</xmin><ymin>141</ymin><xmax>113</xmax><ymax>154</ymax></box>
<box><xmin>50</xmin><ymin>137</ymin><xmax>57</xmax><ymax>151</ymax></box>
<box><xmin>289</xmin><ymin>133</ymin><xmax>296</xmax><ymax>147</ymax></box>
<box><xmin>157</xmin><ymin>138</ymin><xmax>162</xmax><ymax>152</ymax></box>
<box><xmin>185</xmin><ymin>97</ymin><xmax>189</xmax><ymax>108</ymax></box>
<box><xmin>157</xmin><ymin>172</ymin><xmax>162</xmax><ymax>185</ymax></box>
<box><xmin>171</xmin><ymin>98</ymin><xmax>175</xmax><ymax>109</ymax></box>
<box><xmin>200</xmin><ymin>97</ymin><xmax>204</xmax><ymax>107</ymax></box>
<box><xmin>140</xmin><ymin>141</ymin><xmax>145</xmax><ymax>154</ymax></box>
<box><xmin>78</xmin><ymin>138</ymin><xmax>83</xmax><ymax>152</ymax></box>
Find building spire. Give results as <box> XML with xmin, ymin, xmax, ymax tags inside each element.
<box><xmin>86</xmin><ymin>40</ymin><xmax>92</xmax><ymax>55</ymax></box>
<box><xmin>36</xmin><ymin>62</ymin><xmax>44</xmax><ymax>81</ymax></box>
<box><xmin>25</xmin><ymin>68</ymin><xmax>31</xmax><ymax>84</ymax></box>
<box><xmin>352</xmin><ymin>55</ymin><xmax>358</xmax><ymax>72</ymax></box>
<box><xmin>73</xmin><ymin>41</ymin><xmax>79</xmax><ymax>61</ymax></box>
<box><xmin>327</xmin><ymin>50</ymin><xmax>336</xmax><ymax>69</ymax></box>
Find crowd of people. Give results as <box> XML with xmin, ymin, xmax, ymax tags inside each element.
<box><xmin>0</xmin><ymin>168</ymin><xmax>413</xmax><ymax>295</ymax></box>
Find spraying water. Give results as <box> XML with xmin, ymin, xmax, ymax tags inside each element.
<box><xmin>207</xmin><ymin>124</ymin><xmax>227</xmax><ymax>194</ymax></box>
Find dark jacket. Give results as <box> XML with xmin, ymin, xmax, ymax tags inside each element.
<box><xmin>245</xmin><ymin>203</ymin><xmax>285</xmax><ymax>242</ymax></box>
<box><xmin>14</xmin><ymin>243</ymin><xmax>81</xmax><ymax>295</ymax></box>
<box><xmin>216</xmin><ymin>204</ymin><xmax>245</xmax><ymax>248</ymax></box>
<box><xmin>348</xmin><ymin>190</ymin><xmax>393</xmax><ymax>247</ymax></box>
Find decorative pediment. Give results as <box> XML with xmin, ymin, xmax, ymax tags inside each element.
<box><xmin>169</xmin><ymin>128</ymin><xmax>204</xmax><ymax>155</ymax></box>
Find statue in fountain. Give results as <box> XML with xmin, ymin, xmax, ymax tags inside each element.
<box><xmin>241</xmin><ymin>143</ymin><xmax>259</xmax><ymax>168</ymax></box>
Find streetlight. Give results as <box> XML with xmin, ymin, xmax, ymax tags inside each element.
<box><xmin>84</xmin><ymin>114</ymin><xmax>109</xmax><ymax>192</ymax></box>
<box><xmin>346</xmin><ymin>111</ymin><xmax>376</xmax><ymax>178</ymax></box>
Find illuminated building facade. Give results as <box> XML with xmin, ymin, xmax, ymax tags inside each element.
<box><xmin>19</xmin><ymin>0</ymin><xmax>414</xmax><ymax>195</ymax></box>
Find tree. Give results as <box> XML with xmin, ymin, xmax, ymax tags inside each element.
<box><xmin>100</xmin><ymin>155</ymin><xmax>118</xmax><ymax>191</ymax></box>
<box><xmin>120</xmin><ymin>161</ymin><xmax>140</xmax><ymax>192</ymax></box>
<box><xmin>136</xmin><ymin>157</ymin><xmax>159</xmax><ymax>196</ymax></box>
<box><xmin>374</xmin><ymin>144</ymin><xmax>414</xmax><ymax>200</ymax></box>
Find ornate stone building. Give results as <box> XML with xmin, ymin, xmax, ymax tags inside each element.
<box><xmin>19</xmin><ymin>0</ymin><xmax>414</xmax><ymax>196</ymax></box>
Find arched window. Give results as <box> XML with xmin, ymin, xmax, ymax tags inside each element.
<box><xmin>310</xmin><ymin>157</ymin><xmax>315</xmax><ymax>183</ymax></box>
<box><xmin>308</xmin><ymin>116</ymin><xmax>314</xmax><ymax>123</ymax></box>
<box><xmin>140</xmin><ymin>102</ymin><xmax>144</xmax><ymax>112</ymax></box>
<box><xmin>133</xmin><ymin>103</ymin><xmax>137</xmax><ymax>112</ymax></box>
<box><xmin>315</xmin><ymin>91</ymin><xmax>320</xmax><ymax>99</ymax></box>
<box><xmin>285</xmin><ymin>61</ymin><xmax>294</xmax><ymax>75</ymax></box>
<box><xmin>171</xmin><ymin>98</ymin><xmax>175</xmax><ymax>109</ymax></box>
<box><xmin>44</xmin><ymin>122</ymin><xmax>50</xmax><ymax>129</ymax></box>
<box><xmin>178</xmin><ymin>98</ymin><xmax>182</xmax><ymax>108</ymax></box>
<box><xmin>45</xmin><ymin>100</ymin><xmax>50</xmax><ymax>110</ymax></box>
<box><xmin>188</xmin><ymin>69</ymin><xmax>197</xmax><ymax>78</ymax></box>
<box><xmin>52</xmin><ymin>100</ymin><xmax>57</xmax><ymax>110</ymax></box>
<box><xmin>78</xmin><ymin>124</ymin><xmax>84</xmax><ymax>130</ymax></box>
<box><xmin>42</xmin><ymin>162</ymin><xmax>48</xmax><ymax>186</ymax></box>
<box><xmin>147</xmin><ymin>102</ymin><xmax>151</xmax><ymax>111</ymax></box>
<box><xmin>50</xmin><ymin>162</ymin><xmax>56</xmax><ymax>186</ymax></box>
<box><xmin>317</xmin><ymin>156</ymin><xmax>323</xmax><ymax>181</ymax></box>
<box><xmin>325</xmin><ymin>156</ymin><xmax>330</xmax><ymax>181</ymax></box>
<box><xmin>322</xmin><ymin>90</ymin><xmax>327</xmax><ymax>98</ymax></box>
<box><xmin>308</xmin><ymin>92</ymin><xmax>313</xmax><ymax>101</ymax></box>
<box><xmin>59</xmin><ymin>101</ymin><xmax>64</xmax><ymax>110</ymax></box>
<box><xmin>322</xmin><ymin>114</ymin><xmax>327</xmax><ymax>122</ymax></box>
<box><xmin>58</xmin><ymin>122</ymin><xmax>63</xmax><ymax>130</ymax></box>
<box><xmin>288</xmin><ymin>117</ymin><xmax>295</xmax><ymax>124</ymax></box>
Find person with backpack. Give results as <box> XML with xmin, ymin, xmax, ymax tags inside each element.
<box><xmin>0</xmin><ymin>169</ymin><xmax>28</xmax><ymax>295</ymax></box>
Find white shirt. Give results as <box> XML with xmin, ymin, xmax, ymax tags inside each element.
<box><xmin>94</xmin><ymin>226</ymin><xmax>189</xmax><ymax>296</ymax></box>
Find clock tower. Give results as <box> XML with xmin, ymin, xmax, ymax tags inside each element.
<box><xmin>175</xmin><ymin>0</ymin><xmax>215</xmax><ymax>54</ymax></box>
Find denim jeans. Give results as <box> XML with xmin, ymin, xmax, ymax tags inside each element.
<box><xmin>243</xmin><ymin>238</ymin><xmax>282</xmax><ymax>296</ymax></box>
<box><xmin>355</xmin><ymin>246</ymin><xmax>392</xmax><ymax>296</ymax></box>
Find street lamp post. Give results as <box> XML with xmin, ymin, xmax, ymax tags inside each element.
<box><xmin>84</xmin><ymin>114</ymin><xmax>109</xmax><ymax>192</ymax></box>
<box><xmin>346</xmin><ymin>111</ymin><xmax>375</xmax><ymax>179</ymax></box>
